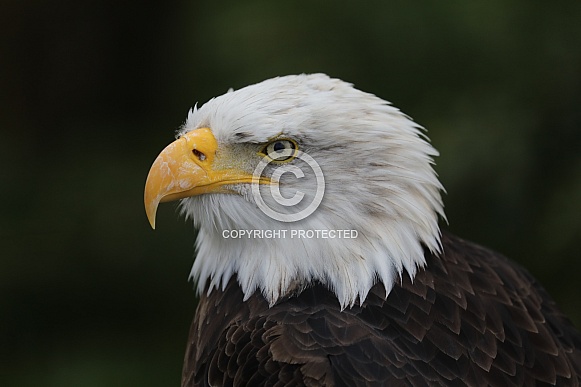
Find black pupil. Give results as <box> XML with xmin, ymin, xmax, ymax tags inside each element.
<box><xmin>273</xmin><ymin>142</ymin><xmax>286</xmax><ymax>152</ymax></box>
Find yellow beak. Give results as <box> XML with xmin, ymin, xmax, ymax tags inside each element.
<box><xmin>144</xmin><ymin>128</ymin><xmax>268</xmax><ymax>229</ymax></box>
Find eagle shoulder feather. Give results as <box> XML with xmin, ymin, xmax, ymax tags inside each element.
<box><xmin>182</xmin><ymin>232</ymin><xmax>581</xmax><ymax>386</ymax></box>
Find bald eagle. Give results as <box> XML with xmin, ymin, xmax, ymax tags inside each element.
<box><xmin>144</xmin><ymin>74</ymin><xmax>581</xmax><ymax>386</ymax></box>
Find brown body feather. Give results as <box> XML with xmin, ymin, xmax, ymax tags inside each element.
<box><xmin>182</xmin><ymin>232</ymin><xmax>581</xmax><ymax>386</ymax></box>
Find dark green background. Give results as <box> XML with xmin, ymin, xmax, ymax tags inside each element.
<box><xmin>2</xmin><ymin>1</ymin><xmax>580</xmax><ymax>385</ymax></box>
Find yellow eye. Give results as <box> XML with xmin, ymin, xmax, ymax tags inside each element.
<box><xmin>261</xmin><ymin>139</ymin><xmax>298</xmax><ymax>162</ymax></box>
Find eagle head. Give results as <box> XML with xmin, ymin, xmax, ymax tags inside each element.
<box><xmin>144</xmin><ymin>74</ymin><xmax>445</xmax><ymax>309</ymax></box>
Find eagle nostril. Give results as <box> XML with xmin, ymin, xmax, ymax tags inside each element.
<box><xmin>192</xmin><ymin>149</ymin><xmax>206</xmax><ymax>162</ymax></box>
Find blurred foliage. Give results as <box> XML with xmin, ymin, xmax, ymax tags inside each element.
<box><xmin>1</xmin><ymin>0</ymin><xmax>580</xmax><ymax>385</ymax></box>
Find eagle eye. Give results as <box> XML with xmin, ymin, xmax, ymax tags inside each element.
<box><xmin>260</xmin><ymin>139</ymin><xmax>298</xmax><ymax>162</ymax></box>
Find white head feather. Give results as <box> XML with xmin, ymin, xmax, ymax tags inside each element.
<box><xmin>178</xmin><ymin>74</ymin><xmax>445</xmax><ymax>309</ymax></box>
